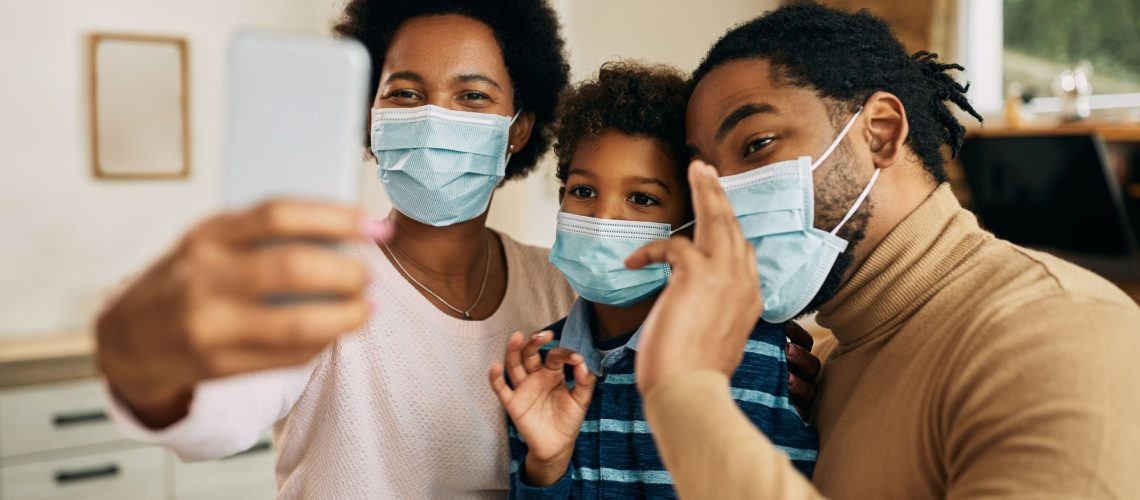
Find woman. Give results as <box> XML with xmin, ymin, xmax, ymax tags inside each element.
<box><xmin>98</xmin><ymin>1</ymin><xmax>573</xmax><ymax>497</ymax></box>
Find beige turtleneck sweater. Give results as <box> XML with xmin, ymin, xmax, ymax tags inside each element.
<box><xmin>643</xmin><ymin>184</ymin><xmax>1140</xmax><ymax>499</ymax></box>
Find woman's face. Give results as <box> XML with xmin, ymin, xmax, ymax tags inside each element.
<box><xmin>376</xmin><ymin>14</ymin><xmax>533</xmax><ymax>146</ymax></box>
<box><xmin>560</xmin><ymin>131</ymin><xmax>689</xmax><ymax>230</ymax></box>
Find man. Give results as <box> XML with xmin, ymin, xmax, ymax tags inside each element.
<box><xmin>625</xmin><ymin>3</ymin><xmax>1140</xmax><ymax>498</ymax></box>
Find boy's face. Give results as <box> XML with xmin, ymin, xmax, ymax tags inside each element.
<box><xmin>560</xmin><ymin>130</ymin><xmax>689</xmax><ymax>230</ymax></box>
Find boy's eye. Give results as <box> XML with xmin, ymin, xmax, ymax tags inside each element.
<box><xmin>744</xmin><ymin>137</ymin><xmax>774</xmax><ymax>157</ymax></box>
<box><xmin>629</xmin><ymin>193</ymin><xmax>660</xmax><ymax>206</ymax></box>
<box><xmin>569</xmin><ymin>186</ymin><xmax>595</xmax><ymax>199</ymax></box>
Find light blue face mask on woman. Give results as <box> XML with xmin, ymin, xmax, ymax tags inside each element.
<box><xmin>549</xmin><ymin>212</ymin><xmax>692</xmax><ymax>307</ymax></box>
<box><xmin>720</xmin><ymin>107</ymin><xmax>879</xmax><ymax>323</ymax></box>
<box><xmin>371</xmin><ymin>105</ymin><xmax>518</xmax><ymax>226</ymax></box>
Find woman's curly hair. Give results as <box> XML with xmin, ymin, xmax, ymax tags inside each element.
<box><xmin>335</xmin><ymin>0</ymin><xmax>570</xmax><ymax>181</ymax></box>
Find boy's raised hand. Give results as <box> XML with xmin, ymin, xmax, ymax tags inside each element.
<box><xmin>489</xmin><ymin>330</ymin><xmax>596</xmax><ymax>487</ymax></box>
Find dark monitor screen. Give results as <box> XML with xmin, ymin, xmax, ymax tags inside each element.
<box><xmin>958</xmin><ymin>135</ymin><xmax>1137</xmax><ymax>257</ymax></box>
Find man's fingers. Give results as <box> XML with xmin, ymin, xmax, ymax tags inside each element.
<box><xmin>625</xmin><ymin>237</ymin><xmax>701</xmax><ymax>271</ymax></box>
<box><xmin>488</xmin><ymin>363</ymin><xmax>514</xmax><ymax>405</ymax></box>
<box><xmin>504</xmin><ymin>331</ymin><xmax>529</xmax><ymax>385</ymax></box>
<box><xmin>786</xmin><ymin>341</ymin><xmax>822</xmax><ymax>383</ymax></box>
<box><xmin>785</xmin><ymin>321</ymin><xmax>815</xmax><ymax>352</ymax></box>
<box><xmin>569</xmin><ymin>360</ymin><xmax>596</xmax><ymax>408</ymax></box>
<box><xmin>521</xmin><ymin>331</ymin><xmax>553</xmax><ymax>373</ymax></box>
<box><xmin>688</xmin><ymin>160</ymin><xmax>741</xmax><ymax>256</ymax></box>
<box><xmin>543</xmin><ymin>348</ymin><xmax>579</xmax><ymax>372</ymax></box>
<box><xmin>227</xmin><ymin>244</ymin><xmax>369</xmax><ymax>298</ymax></box>
<box><xmin>788</xmin><ymin>372</ymin><xmax>817</xmax><ymax>419</ymax></box>
<box><xmin>220</xmin><ymin>199</ymin><xmax>368</xmax><ymax>245</ymax></box>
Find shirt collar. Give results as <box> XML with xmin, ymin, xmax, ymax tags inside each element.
<box><xmin>559</xmin><ymin>298</ymin><xmax>644</xmax><ymax>375</ymax></box>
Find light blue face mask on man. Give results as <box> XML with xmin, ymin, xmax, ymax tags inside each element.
<box><xmin>370</xmin><ymin>105</ymin><xmax>518</xmax><ymax>227</ymax></box>
<box><xmin>720</xmin><ymin>107</ymin><xmax>879</xmax><ymax>323</ymax></box>
<box><xmin>549</xmin><ymin>212</ymin><xmax>692</xmax><ymax>307</ymax></box>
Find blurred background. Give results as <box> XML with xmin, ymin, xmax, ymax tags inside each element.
<box><xmin>0</xmin><ymin>0</ymin><xmax>1137</xmax><ymax>498</ymax></box>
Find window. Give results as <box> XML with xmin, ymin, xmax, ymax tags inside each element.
<box><xmin>960</xmin><ymin>0</ymin><xmax>1140</xmax><ymax>115</ymax></box>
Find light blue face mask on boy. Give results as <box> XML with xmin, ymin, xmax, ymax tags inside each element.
<box><xmin>371</xmin><ymin>105</ymin><xmax>518</xmax><ymax>227</ymax></box>
<box><xmin>720</xmin><ymin>107</ymin><xmax>879</xmax><ymax>323</ymax></box>
<box><xmin>549</xmin><ymin>212</ymin><xmax>692</xmax><ymax>307</ymax></box>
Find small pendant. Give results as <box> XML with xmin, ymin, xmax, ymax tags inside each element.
<box><xmin>462</xmin><ymin>311</ymin><xmax>471</xmax><ymax>320</ymax></box>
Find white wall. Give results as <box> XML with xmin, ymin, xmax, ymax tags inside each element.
<box><xmin>0</xmin><ymin>0</ymin><xmax>324</xmax><ymax>336</ymax></box>
<box><xmin>0</xmin><ymin>0</ymin><xmax>775</xmax><ymax>336</ymax></box>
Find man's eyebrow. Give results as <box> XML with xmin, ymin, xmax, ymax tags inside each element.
<box><xmin>626</xmin><ymin>175</ymin><xmax>672</xmax><ymax>194</ymax></box>
<box><xmin>715</xmin><ymin>103</ymin><xmax>778</xmax><ymax>143</ymax></box>
<box><xmin>455</xmin><ymin>73</ymin><xmax>503</xmax><ymax>91</ymax></box>
<box><xmin>384</xmin><ymin>71</ymin><xmax>424</xmax><ymax>85</ymax></box>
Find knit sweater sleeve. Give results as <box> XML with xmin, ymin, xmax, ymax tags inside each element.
<box><xmin>642</xmin><ymin>370</ymin><xmax>825</xmax><ymax>499</ymax></box>
<box><xmin>105</xmin><ymin>361</ymin><xmax>317</xmax><ymax>462</ymax></box>
<box><xmin>942</xmin><ymin>294</ymin><xmax>1140</xmax><ymax>499</ymax></box>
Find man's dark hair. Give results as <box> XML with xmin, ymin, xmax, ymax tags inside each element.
<box><xmin>691</xmin><ymin>1</ymin><xmax>983</xmax><ymax>184</ymax></box>
<box><xmin>335</xmin><ymin>0</ymin><xmax>570</xmax><ymax>181</ymax></box>
<box><xmin>554</xmin><ymin>62</ymin><xmax>690</xmax><ymax>193</ymax></box>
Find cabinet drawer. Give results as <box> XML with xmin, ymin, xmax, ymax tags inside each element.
<box><xmin>1</xmin><ymin>446</ymin><xmax>165</xmax><ymax>500</ymax></box>
<box><xmin>0</xmin><ymin>380</ymin><xmax>121</xmax><ymax>458</ymax></box>
<box><xmin>173</xmin><ymin>439</ymin><xmax>276</xmax><ymax>500</ymax></box>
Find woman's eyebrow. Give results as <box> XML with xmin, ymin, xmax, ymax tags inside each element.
<box><xmin>454</xmin><ymin>73</ymin><xmax>503</xmax><ymax>91</ymax></box>
<box><xmin>384</xmin><ymin>71</ymin><xmax>424</xmax><ymax>85</ymax></box>
<box><xmin>626</xmin><ymin>176</ymin><xmax>671</xmax><ymax>194</ymax></box>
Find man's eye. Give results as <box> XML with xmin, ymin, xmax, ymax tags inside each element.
<box><xmin>630</xmin><ymin>193</ymin><xmax>659</xmax><ymax>206</ymax></box>
<box><xmin>744</xmin><ymin>137</ymin><xmax>774</xmax><ymax>156</ymax></box>
<box><xmin>569</xmin><ymin>186</ymin><xmax>595</xmax><ymax>199</ymax></box>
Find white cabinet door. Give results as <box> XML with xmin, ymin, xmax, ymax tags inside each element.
<box><xmin>0</xmin><ymin>380</ymin><xmax>120</xmax><ymax>458</ymax></box>
<box><xmin>1</xmin><ymin>446</ymin><xmax>165</xmax><ymax>500</ymax></box>
<box><xmin>173</xmin><ymin>439</ymin><xmax>276</xmax><ymax>500</ymax></box>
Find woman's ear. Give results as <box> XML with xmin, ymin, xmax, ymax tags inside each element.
<box><xmin>862</xmin><ymin>91</ymin><xmax>909</xmax><ymax>170</ymax></box>
<box><xmin>508</xmin><ymin>110</ymin><xmax>537</xmax><ymax>154</ymax></box>
<box><xmin>557</xmin><ymin>186</ymin><xmax>566</xmax><ymax>205</ymax></box>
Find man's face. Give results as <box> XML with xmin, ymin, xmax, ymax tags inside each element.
<box><xmin>685</xmin><ymin>58</ymin><xmax>874</xmax><ymax>314</ymax></box>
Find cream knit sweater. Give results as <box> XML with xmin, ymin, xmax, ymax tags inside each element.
<box><xmin>108</xmin><ymin>231</ymin><xmax>575</xmax><ymax>499</ymax></box>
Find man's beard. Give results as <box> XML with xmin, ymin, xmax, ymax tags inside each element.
<box><xmin>793</xmin><ymin>144</ymin><xmax>874</xmax><ymax>319</ymax></box>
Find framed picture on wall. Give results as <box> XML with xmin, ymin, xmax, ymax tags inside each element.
<box><xmin>89</xmin><ymin>33</ymin><xmax>190</xmax><ymax>179</ymax></box>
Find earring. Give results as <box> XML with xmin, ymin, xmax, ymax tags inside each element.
<box><xmin>509</xmin><ymin>144</ymin><xmax>515</xmax><ymax>152</ymax></box>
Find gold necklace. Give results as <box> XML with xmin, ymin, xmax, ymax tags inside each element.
<box><xmin>382</xmin><ymin>234</ymin><xmax>491</xmax><ymax>320</ymax></box>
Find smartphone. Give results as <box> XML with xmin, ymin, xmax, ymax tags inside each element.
<box><xmin>221</xmin><ymin>31</ymin><xmax>371</xmax><ymax>209</ymax></box>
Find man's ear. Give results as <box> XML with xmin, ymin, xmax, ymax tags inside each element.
<box><xmin>508</xmin><ymin>110</ymin><xmax>537</xmax><ymax>155</ymax></box>
<box><xmin>861</xmin><ymin>91</ymin><xmax>909</xmax><ymax>170</ymax></box>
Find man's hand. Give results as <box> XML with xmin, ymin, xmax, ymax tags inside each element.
<box><xmin>96</xmin><ymin>199</ymin><xmax>391</xmax><ymax>429</ymax></box>
<box><xmin>488</xmin><ymin>331</ymin><xmax>595</xmax><ymax>487</ymax></box>
<box><xmin>785</xmin><ymin>321</ymin><xmax>822</xmax><ymax>418</ymax></box>
<box><xmin>625</xmin><ymin>160</ymin><xmax>763</xmax><ymax>395</ymax></box>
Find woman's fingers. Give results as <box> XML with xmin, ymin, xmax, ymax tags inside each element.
<box><xmin>569</xmin><ymin>360</ymin><xmax>596</xmax><ymax>408</ymax></box>
<box><xmin>226</xmin><ymin>243</ymin><xmax>369</xmax><ymax>298</ymax></box>
<box><xmin>625</xmin><ymin>236</ymin><xmax>702</xmax><ymax>271</ymax></box>
<box><xmin>521</xmin><ymin>331</ymin><xmax>553</xmax><ymax>373</ymax></box>
<box><xmin>218</xmin><ymin>199</ymin><xmax>369</xmax><ymax>246</ymax></box>
<box><xmin>488</xmin><ymin>362</ymin><xmax>514</xmax><ymax>405</ymax></box>
<box><xmin>688</xmin><ymin>160</ymin><xmax>740</xmax><ymax>256</ymax></box>
<box><xmin>504</xmin><ymin>331</ymin><xmax>529</xmax><ymax>385</ymax></box>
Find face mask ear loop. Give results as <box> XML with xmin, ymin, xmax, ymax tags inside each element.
<box><xmin>811</xmin><ymin>106</ymin><xmax>864</xmax><ymax>172</ymax></box>
<box><xmin>829</xmin><ymin>167</ymin><xmax>880</xmax><ymax>236</ymax></box>
<box><xmin>669</xmin><ymin>220</ymin><xmax>696</xmax><ymax>235</ymax></box>
<box><xmin>505</xmin><ymin>109</ymin><xmax>523</xmax><ymax>164</ymax></box>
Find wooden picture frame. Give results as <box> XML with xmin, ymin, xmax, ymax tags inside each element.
<box><xmin>89</xmin><ymin>33</ymin><xmax>190</xmax><ymax>180</ymax></box>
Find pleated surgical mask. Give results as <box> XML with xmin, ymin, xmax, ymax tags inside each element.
<box><xmin>371</xmin><ymin>105</ymin><xmax>519</xmax><ymax>227</ymax></box>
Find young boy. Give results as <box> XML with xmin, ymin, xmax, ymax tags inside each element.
<box><xmin>488</xmin><ymin>62</ymin><xmax>818</xmax><ymax>498</ymax></box>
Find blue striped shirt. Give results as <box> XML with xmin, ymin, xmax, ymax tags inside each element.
<box><xmin>507</xmin><ymin>298</ymin><xmax>818</xmax><ymax>499</ymax></box>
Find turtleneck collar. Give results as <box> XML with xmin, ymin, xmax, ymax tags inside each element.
<box><xmin>816</xmin><ymin>184</ymin><xmax>993</xmax><ymax>349</ymax></box>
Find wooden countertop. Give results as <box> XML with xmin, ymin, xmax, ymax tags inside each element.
<box><xmin>0</xmin><ymin>331</ymin><xmax>98</xmax><ymax>389</ymax></box>
<box><xmin>967</xmin><ymin>122</ymin><xmax>1140</xmax><ymax>142</ymax></box>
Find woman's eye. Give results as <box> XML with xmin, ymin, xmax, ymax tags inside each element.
<box><xmin>744</xmin><ymin>137</ymin><xmax>774</xmax><ymax>156</ymax></box>
<box><xmin>461</xmin><ymin>91</ymin><xmax>490</xmax><ymax>101</ymax></box>
<box><xmin>569</xmin><ymin>186</ymin><xmax>595</xmax><ymax>199</ymax></box>
<box><xmin>387</xmin><ymin>89</ymin><xmax>420</xmax><ymax>101</ymax></box>
<box><xmin>629</xmin><ymin>193</ymin><xmax>660</xmax><ymax>206</ymax></box>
